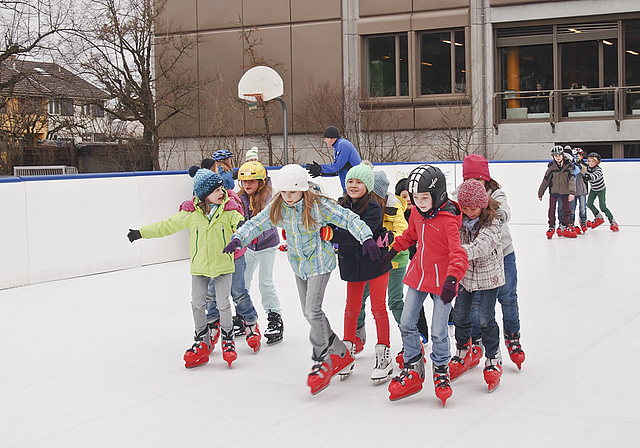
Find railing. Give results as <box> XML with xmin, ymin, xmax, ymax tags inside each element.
<box><xmin>494</xmin><ymin>86</ymin><xmax>640</xmax><ymax>129</ymax></box>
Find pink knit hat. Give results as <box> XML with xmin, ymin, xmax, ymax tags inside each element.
<box><xmin>457</xmin><ymin>179</ymin><xmax>489</xmax><ymax>209</ymax></box>
<box><xmin>462</xmin><ymin>154</ymin><xmax>490</xmax><ymax>182</ymax></box>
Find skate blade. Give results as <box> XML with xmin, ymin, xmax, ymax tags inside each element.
<box><xmin>449</xmin><ymin>368</ymin><xmax>470</xmax><ymax>382</ymax></box>
<box><xmin>184</xmin><ymin>358</ymin><xmax>209</xmax><ymax>369</ymax></box>
<box><xmin>389</xmin><ymin>388</ymin><xmax>422</xmax><ymax>402</ymax></box>
<box><xmin>487</xmin><ymin>381</ymin><xmax>501</xmax><ymax>393</ymax></box>
<box><xmin>339</xmin><ymin>370</ymin><xmax>353</xmax><ymax>381</ymax></box>
<box><xmin>265</xmin><ymin>336</ymin><xmax>283</xmax><ymax>346</ymax></box>
<box><xmin>372</xmin><ymin>376</ymin><xmax>392</xmax><ymax>386</ymax></box>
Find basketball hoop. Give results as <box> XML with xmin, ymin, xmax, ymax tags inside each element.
<box><xmin>242</xmin><ymin>93</ymin><xmax>263</xmax><ymax>111</ymax></box>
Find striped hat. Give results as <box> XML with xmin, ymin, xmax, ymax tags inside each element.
<box><xmin>373</xmin><ymin>170</ymin><xmax>390</xmax><ymax>198</ymax></box>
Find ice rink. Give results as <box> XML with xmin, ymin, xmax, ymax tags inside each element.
<box><xmin>1</xmin><ymin>224</ymin><xmax>638</xmax><ymax>447</ymax></box>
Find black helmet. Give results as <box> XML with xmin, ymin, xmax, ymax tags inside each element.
<box><xmin>587</xmin><ymin>152</ymin><xmax>601</xmax><ymax>161</ymax></box>
<box><xmin>407</xmin><ymin>165</ymin><xmax>448</xmax><ymax>209</ymax></box>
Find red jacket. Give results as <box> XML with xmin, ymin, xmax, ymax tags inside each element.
<box><xmin>392</xmin><ymin>201</ymin><xmax>468</xmax><ymax>295</ymax></box>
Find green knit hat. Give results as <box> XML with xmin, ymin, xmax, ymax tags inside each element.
<box><xmin>345</xmin><ymin>163</ymin><xmax>374</xmax><ymax>193</ymax></box>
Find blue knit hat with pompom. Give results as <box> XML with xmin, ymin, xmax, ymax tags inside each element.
<box><xmin>189</xmin><ymin>165</ymin><xmax>223</xmax><ymax>200</ymax></box>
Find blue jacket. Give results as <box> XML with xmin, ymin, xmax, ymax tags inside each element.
<box><xmin>320</xmin><ymin>137</ymin><xmax>362</xmax><ymax>192</ymax></box>
<box><xmin>232</xmin><ymin>195</ymin><xmax>373</xmax><ymax>280</ymax></box>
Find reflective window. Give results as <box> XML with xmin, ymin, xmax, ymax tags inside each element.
<box><xmin>366</xmin><ymin>35</ymin><xmax>408</xmax><ymax>97</ymax></box>
<box><xmin>420</xmin><ymin>30</ymin><xmax>466</xmax><ymax>95</ymax></box>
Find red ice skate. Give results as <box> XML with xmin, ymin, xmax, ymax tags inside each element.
<box><xmin>433</xmin><ymin>364</ymin><xmax>453</xmax><ymax>406</ymax></box>
<box><xmin>388</xmin><ymin>354</ymin><xmax>425</xmax><ymax>401</ymax></box>
<box><xmin>611</xmin><ymin>222</ymin><xmax>619</xmax><ymax>232</ymax></box>
<box><xmin>307</xmin><ymin>361</ymin><xmax>332</xmax><ymax>395</ymax></box>
<box><xmin>209</xmin><ymin>321</ymin><xmax>220</xmax><ymax>350</ymax></box>
<box><xmin>245</xmin><ymin>322</ymin><xmax>261</xmax><ymax>353</ymax></box>
<box><xmin>546</xmin><ymin>228</ymin><xmax>555</xmax><ymax>239</ymax></box>
<box><xmin>333</xmin><ymin>341</ymin><xmax>355</xmax><ymax>380</ymax></box>
<box><xmin>221</xmin><ymin>329</ymin><xmax>237</xmax><ymax>367</ymax></box>
<box><xmin>183</xmin><ymin>341</ymin><xmax>213</xmax><ymax>369</ymax></box>
<box><xmin>448</xmin><ymin>339</ymin><xmax>473</xmax><ymax>381</ymax></box>
<box><xmin>561</xmin><ymin>226</ymin><xmax>577</xmax><ymax>238</ymax></box>
<box><xmin>591</xmin><ymin>217</ymin><xmax>605</xmax><ymax>228</ymax></box>
<box><xmin>483</xmin><ymin>356</ymin><xmax>503</xmax><ymax>392</ymax></box>
<box><xmin>470</xmin><ymin>339</ymin><xmax>483</xmax><ymax>368</ymax></box>
<box><xmin>505</xmin><ymin>332</ymin><xmax>525</xmax><ymax>370</ymax></box>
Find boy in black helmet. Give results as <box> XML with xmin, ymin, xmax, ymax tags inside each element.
<box><xmin>538</xmin><ymin>145</ymin><xmax>577</xmax><ymax>239</ymax></box>
<box><xmin>305</xmin><ymin>126</ymin><xmax>362</xmax><ymax>194</ymax></box>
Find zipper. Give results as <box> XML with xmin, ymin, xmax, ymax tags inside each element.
<box><xmin>434</xmin><ymin>263</ymin><xmax>440</xmax><ymax>288</ymax></box>
<box><xmin>191</xmin><ymin>227</ymin><xmax>199</xmax><ymax>263</ymax></box>
<box><xmin>417</xmin><ymin>222</ymin><xmax>426</xmax><ymax>290</ymax></box>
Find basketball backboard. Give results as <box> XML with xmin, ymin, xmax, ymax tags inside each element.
<box><xmin>238</xmin><ymin>66</ymin><xmax>284</xmax><ymax>103</ymax></box>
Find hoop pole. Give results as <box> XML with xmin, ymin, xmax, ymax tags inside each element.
<box><xmin>275</xmin><ymin>97</ymin><xmax>288</xmax><ymax>165</ymax></box>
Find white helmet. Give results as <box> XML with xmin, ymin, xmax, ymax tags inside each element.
<box><xmin>272</xmin><ymin>164</ymin><xmax>310</xmax><ymax>191</ymax></box>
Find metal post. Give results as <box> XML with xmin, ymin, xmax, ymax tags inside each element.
<box><xmin>275</xmin><ymin>97</ymin><xmax>288</xmax><ymax>165</ymax></box>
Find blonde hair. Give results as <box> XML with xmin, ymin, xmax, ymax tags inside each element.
<box><xmin>270</xmin><ymin>189</ymin><xmax>322</xmax><ymax>231</ymax></box>
<box><xmin>215</xmin><ymin>158</ymin><xmax>233</xmax><ymax>173</ymax></box>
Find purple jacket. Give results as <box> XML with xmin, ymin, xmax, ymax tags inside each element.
<box><xmin>239</xmin><ymin>185</ymin><xmax>280</xmax><ymax>251</ymax></box>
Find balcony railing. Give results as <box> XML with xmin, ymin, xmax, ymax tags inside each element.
<box><xmin>494</xmin><ymin>86</ymin><xmax>640</xmax><ymax>130</ymax></box>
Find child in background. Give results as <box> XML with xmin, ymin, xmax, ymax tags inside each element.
<box><xmin>128</xmin><ymin>167</ymin><xmax>244</xmax><ymax>368</ymax></box>
<box><xmin>354</xmin><ymin>171</ymin><xmax>408</xmax><ymax>358</ymax></box>
<box><xmin>383</xmin><ymin>165</ymin><xmax>468</xmax><ymax>406</ymax></box>
<box><xmin>332</xmin><ymin>163</ymin><xmax>393</xmax><ymax>385</ymax></box>
<box><xmin>245</xmin><ymin>147</ymin><xmax>259</xmax><ymax>163</ymax></box>
<box><xmin>584</xmin><ymin>152</ymin><xmax>619</xmax><ymax>231</ymax></box>
<box><xmin>223</xmin><ymin>164</ymin><xmax>380</xmax><ymax>395</ymax></box>
<box><xmin>237</xmin><ymin>160</ymin><xmax>284</xmax><ymax>345</ymax></box>
<box><xmin>450</xmin><ymin>179</ymin><xmax>505</xmax><ymax>392</ymax></box>
<box><xmin>212</xmin><ymin>150</ymin><xmax>236</xmax><ymax>190</ymax></box>
<box><xmin>573</xmin><ymin>148</ymin><xmax>589</xmax><ymax>232</ymax></box>
<box><xmin>538</xmin><ymin>145</ymin><xmax>577</xmax><ymax>239</ymax></box>
<box><xmin>454</xmin><ymin>154</ymin><xmax>525</xmax><ymax>371</ymax></box>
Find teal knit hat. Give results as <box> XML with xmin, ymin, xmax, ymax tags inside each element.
<box><xmin>373</xmin><ymin>170</ymin><xmax>390</xmax><ymax>198</ymax></box>
<box><xmin>345</xmin><ymin>163</ymin><xmax>374</xmax><ymax>193</ymax></box>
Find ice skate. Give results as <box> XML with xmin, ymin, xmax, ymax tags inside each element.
<box><xmin>591</xmin><ymin>216</ymin><xmax>605</xmax><ymax>229</ymax></box>
<box><xmin>388</xmin><ymin>353</ymin><xmax>425</xmax><ymax>401</ymax></box>
<box><xmin>221</xmin><ymin>329</ymin><xmax>237</xmax><ymax>367</ymax></box>
<box><xmin>183</xmin><ymin>328</ymin><xmax>213</xmax><ymax>369</ymax></box>
<box><xmin>572</xmin><ymin>224</ymin><xmax>582</xmax><ymax>235</ymax></box>
<box><xmin>448</xmin><ymin>338</ymin><xmax>472</xmax><ymax>381</ymax></box>
<box><xmin>433</xmin><ymin>364</ymin><xmax>453</xmax><ymax>406</ymax></box>
<box><xmin>232</xmin><ymin>314</ymin><xmax>246</xmax><ymax>337</ymax></box>
<box><xmin>504</xmin><ymin>332</ymin><xmax>525</xmax><ymax>370</ymax></box>
<box><xmin>307</xmin><ymin>360</ymin><xmax>331</xmax><ymax>395</ymax></box>
<box><xmin>546</xmin><ymin>227</ymin><xmax>555</xmax><ymax>239</ymax></box>
<box><xmin>337</xmin><ymin>340</ymin><xmax>356</xmax><ymax>381</ymax></box>
<box><xmin>580</xmin><ymin>222</ymin><xmax>588</xmax><ymax>233</ymax></box>
<box><xmin>556</xmin><ymin>226</ymin><xmax>562</xmax><ymax>235</ymax></box>
<box><xmin>469</xmin><ymin>337</ymin><xmax>483</xmax><ymax>368</ymax></box>
<box><xmin>264</xmin><ymin>312</ymin><xmax>284</xmax><ymax>345</ymax></box>
<box><xmin>355</xmin><ymin>325</ymin><xmax>366</xmax><ymax>354</ymax></box>
<box><xmin>208</xmin><ymin>320</ymin><xmax>220</xmax><ymax>351</ymax></box>
<box><xmin>483</xmin><ymin>353</ymin><xmax>503</xmax><ymax>392</ymax></box>
<box><xmin>611</xmin><ymin>221</ymin><xmax>619</xmax><ymax>232</ymax></box>
<box><xmin>245</xmin><ymin>322</ymin><xmax>261</xmax><ymax>353</ymax></box>
<box><xmin>561</xmin><ymin>225</ymin><xmax>577</xmax><ymax>238</ymax></box>
<box><xmin>396</xmin><ymin>344</ymin><xmax>426</xmax><ymax>369</ymax></box>
<box><xmin>371</xmin><ymin>344</ymin><xmax>393</xmax><ymax>386</ymax></box>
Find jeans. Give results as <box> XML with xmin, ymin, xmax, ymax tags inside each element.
<box><xmin>344</xmin><ymin>272</ymin><xmax>390</xmax><ymax>347</ymax></box>
<box><xmin>357</xmin><ymin>265</ymin><xmax>405</xmax><ymax>328</ymax></box>
<box><xmin>194</xmin><ymin>274</ymin><xmax>232</xmax><ymax>335</ymax></box>
<box><xmin>400</xmin><ymin>287</ymin><xmax>451</xmax><ymax>366</ymax></box>
<box><xmin>294</xmin><ymin>272</ymin><xmax>347</xmax><ymax>362</ymax></box>
<box><xmin>454</xmin><ymin>285</ymin><xmax>500</xmax><ymax>359</ymax></box>
<box><xmin>245</xmin><ymin>247</ymin><xmax>282</xmax><ymax>314</ymax></box>
<box><xmin>548</xmin><ymin>194</ymin><xmax>571</xmax><ymax>227</ymax></box>
<box><xmin>205</xmin><ymin>255</ymin><xmax>258</xmax><ymax>325</ymax></box>
<box><xmin>471</xmin><ymin>251</ymin><xmax>520</xmax><ymax>338</ymax></box>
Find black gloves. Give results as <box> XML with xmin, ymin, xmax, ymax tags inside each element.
<box><xmin>582</xmin><ymin>173</ymin><xmax>592</xmax><ymax>181</ymax></box>
<box><xmin>440</xmin><ymin>276</ymin><xmax>458</xmax><ymax>304</ymax></box>
<box><xmin>306</xmin><ymin>161</ymin><xmax>322</xmax><ymax>178</ymax></box>
<box><xmin>127</xmin><ymin>229</ymin><xmax>142</xmax><ymax>243</ymax></box>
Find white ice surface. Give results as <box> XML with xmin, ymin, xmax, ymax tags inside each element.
<box><xmin>1</xmin><ymin>225</ymin><xmax>639</xmax><ymax>447</ymax></box>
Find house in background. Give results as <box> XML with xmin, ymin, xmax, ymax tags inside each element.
<box><xmin>0</xmin><ymin>58</ymin><xmax>109</xmax><ymax>143</ymax></box>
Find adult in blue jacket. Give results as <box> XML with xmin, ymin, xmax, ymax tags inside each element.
<box><xmin>306</xmin><ymin>126</ymin><xmax>362</xmax><ymax>193</ymax></box>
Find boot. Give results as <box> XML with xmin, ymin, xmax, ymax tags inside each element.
<box><xmin>580</xmin><ymin>221</ymin><xmax>588</xmax><ymax>232</ymax></box>
<box><xmin>504</xmin><ymin>332</ymin><xmax>525</xmax><ymax>370</ymax></box>
<box><xmin>388</xmin><ymin>353</ymin><xmax>425</xmax><ymax>401</ymax></box>
<box><xmin>483</xmin><ymin>352</ymin><xmax>503</xmax><ymax>392</ymax></box>
<box><xmin>307</xmin><ymin>360</ymin><xmax>331</xmax><ymax>395</ymax></box>
<box><xmin>448</xmin><ymin>338</ymin><xmax>472</xmax><ymax>381</ymax></box>
<box><xmin>208</xmin><ymin>320</ymin><xmax>220</xmax><ymax>351</ymax></box>
<box><xmin>183</xmin><ymin>327</ymin><xmax>213</xmax><ymax>369</ymax></box>
<box><xmin>470</xmin><ymin>337</ymin><xmax>483</xmax><ymax>368</ymax></box>
<box><xmin>221</xmin><ymin>328</ymin><xmax>237</xmax><ymax>367</ymax></box>
<box><xmin>355</xmin><ymin>325</ymin><xmax>366</xmax><ymax>354</ymax></box>
<box><xmin>371</xmin><ymin>344</ymin><xmax>393</xmax><ymax>386</ymax></box>
<box><xmin>610</xmin><ymin>221</ymin><xmax>619</xmax><ymax>232</ymax></box>
<box><xmin>337</xmin><ymin>340</ymin><xmax>356</xmax><ymax>380</ymax></box>
<box><xmin>264</xmin><ymin>312</ymin><xmax>284</xmax><ymax>345</ymax></box>
<box><xmin>592</xmin><ymin>216</ymin><xmax>605</xmax><ymax>229</ymax></box>
<box><xmin>433</xmin><ymin>364</ymin><xmax>453</xmax><ymax>406</ymax></box>
<box><xmin>546</xmin><ymin>227</ymin><xmax>555</xmax><ymax>239</ymax></box>
<box><xmin>245</xmin><ymin>321</ymin><xmax>261</xmax><ymax>353</ymax></box>
<box><xmin>561</xmin><ymin>225</ymin><xmax>577</xmax><ymax>238</ymax></box>
<box><xmin>232</xmin><ymin>314</ymin><xmax>245</xmax><ymax>337</ymax></box>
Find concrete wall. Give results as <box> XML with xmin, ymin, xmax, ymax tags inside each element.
<box><xmin>1</xmin><ymin>159</ymin><xmax>636</xmax><ymax>290</ymax></box>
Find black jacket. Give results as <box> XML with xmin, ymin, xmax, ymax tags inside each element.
<box><xmin>333</xmin><ymin>197</ymin><xmax>390</xmax><ymax>282</ymax></box>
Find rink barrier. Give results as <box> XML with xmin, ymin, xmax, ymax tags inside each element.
<box><xmin>1</xmin><ymin>160</ymin><xmax>636</xmax><ymax>290</ymax></box>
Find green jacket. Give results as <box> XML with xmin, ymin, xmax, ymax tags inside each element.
<box><xmin>140</xmin><ymin>198</ymin><xmax>243</xmax><ymax>278</ymax></box>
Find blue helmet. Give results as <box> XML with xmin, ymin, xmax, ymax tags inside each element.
<box><xmin>213</xmin><ymin>150</ymin><xmax>233</xmax><ymax>161</ymax></box>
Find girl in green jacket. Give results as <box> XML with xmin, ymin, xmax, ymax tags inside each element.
<box><xmin>127</xmin><ymin>167</ymin><xmax>243</xmax><ymax>369</ymax></box>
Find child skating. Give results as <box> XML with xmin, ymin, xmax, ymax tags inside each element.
<box><xmin>538</xmin><ymin>145</ymin><xmax>577</xmax><ymax>239</ymax></box>
<box><xmin>223</xmin><ymin>164</ymin><xmax>380</xmax><ymax>395</ymax></box>
<box><xmin>584</xmin><ymin>152</ymin><xmax>618</xmax><ymax>231</ymax></box>
<box><xmin>128</xmin><ymin>167</ymin><xmax>244</xmax><ymax>368</ymax></box>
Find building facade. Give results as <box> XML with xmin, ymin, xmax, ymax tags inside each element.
<box><xmin>157</xmin><ymin>0</ymin><xmax>640</xmax><ymax>165</ymax></box>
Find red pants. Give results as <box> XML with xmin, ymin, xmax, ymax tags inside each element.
<box><xmin>344</xmin><ymin>271</ymin><xmax>390</xmax><ymax>347</ymax></box>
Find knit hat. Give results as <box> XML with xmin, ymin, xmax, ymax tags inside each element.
<box><xmin>457</xmin><ymin>179</ymin><xmax>489</xmax><ymax>209</ymax></box>
<box><xmin>245</xmin><ymin>147</ymin><xmax>259</xmax><ymax>162</ymax></box>
<box><xmin>395</xmin><ymin>178</ymin><xmax>409</xmax><ymax>196</ymax></box>
<box><xmin>189</xmin><ymin>166</ymin><xmax>224</xmax><ymax>200</ymax></box>
<box><xmin>345</xmin><ymin>163</ymin><xmax>374</xmax><ymax>193</ymax></box>
<box><xmin>200</xmin><ymin>158</ymin><xmax>215</xmax><ymax>170</ymax></box>
<box><xmin>323</xmin><ymin>126</ymin><xmax>340</xmax><ymax>139</ymax></box>
<box><xmin>272</xmin><ymin>164</ymin><xmax>310</xmax><ymax>191</ymax></box>
<box><xmin>462</xmin><ymin>154</ymin><xmax>490</xmax><ymax>182</ymax></box>
<box><xmin>373</xmin><ymin>170</ymin><xmax>390</xmax><ymax>198</ymax></box>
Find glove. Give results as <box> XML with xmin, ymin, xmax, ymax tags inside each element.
<box><xmin>319</xmin><ymin>225</ymin><xmax>334</xmax><ymax>241</ymax></box>
<box><xmin>281</xmin><ymin>228</ymin><xmax>286</xmax><ymax>241</ymax></box>
<box><xmin>306</xmin><ymin>161</ymin><xmax>322</xmax><ymax>178</ymax></box>
<box><xmin>127</xmin><ymin>229</ymin><xmax>142</xmax><ymax>243</ymax></box>
<box><xmin>440</xmin><ymin>276</ymin><xmax>458</xmax><ymax>304</ymax></box>
<box><xmin>582</xmin><ymin>173</ymin><xmax>592</xmax><ymax>181</ymax></box>
<box><xmin>362</xmin><ymin>238</ymin><xmax>381</xmax><ymax>261</ymax></box>
<box><xmin>381</xmin><ymin>249</ymin><xmax>398</xmax><ymax>269</ymax></box>
<box><xmin>222</xmin><ymin>238</ymin><xmax>242</xmax><ymax>254</ymax></box>
<box><xmin>179</xmin><ymin>197</ymin><xmax>195</xmax><ymax>212</ymax></box>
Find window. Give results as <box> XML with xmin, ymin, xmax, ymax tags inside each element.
<box><xmin>48</xmin><ymin>99</ymin><xmax>74</xmax><ymax>116</ymax></box>
<box><xmin>626</xmin><ymin>20</ymin><xmax>640</xmax><ymax>115</ymax></box>
<box><xmin>366</xmin><ymin>34</ymin><xmax>408</xmax><ymax>97</ymax></box>
<box><xmin>92</xmin><ymin>102</ymin><xmax>104</xmax><ymax>117</ymax></box>
<box><xmin>420</xmin><ymin>30</ymin><xmax>466</xmax><ymax>95</ymax></box>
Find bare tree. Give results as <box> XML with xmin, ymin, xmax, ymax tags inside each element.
<box><xmin>62</xmin><ymin>0</ymin><xmax>203</xmax><ymax>170</ymax></box>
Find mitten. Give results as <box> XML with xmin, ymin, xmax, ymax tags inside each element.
<box><xmin>127</xmin><ymin>229</ymin><xmax>142</xmax><ymax>243</ymax></box>
<box><xmin>281</xmin><ymin>228</ymin><xmax>286</xmax><ymax>241</ymax></box>
<box><xmin>362</xmin><ymin>238</ymin><xmax>381</xmax><ymax>261</ymax></box>
<box><xmin>305</xmin><ymin>161</ymin><xmax>322</xmax><ymax>178</ymax></box>
<box><xmin>179</xmin><ymin>197</ymin><xmax>195</xmax><ymax>212</ymax></box>
<box><xmin>440</xmin><ymin>276</ymin><xmax>458</xmax><ymax>304</ymax></box>
<box><xmin>222</xmin><ymin>238</ymin><xmax>242</xmax><ymax>254</ymax></box>
<box><xmin>381</xmin><ymin>249</ymin><xmax>398</xmax><ymax>269</ymax></box>
<box><xmin>319</xmin><ymin>225</ymin><xmax>334</xmax><ymax>241</ymax></box>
